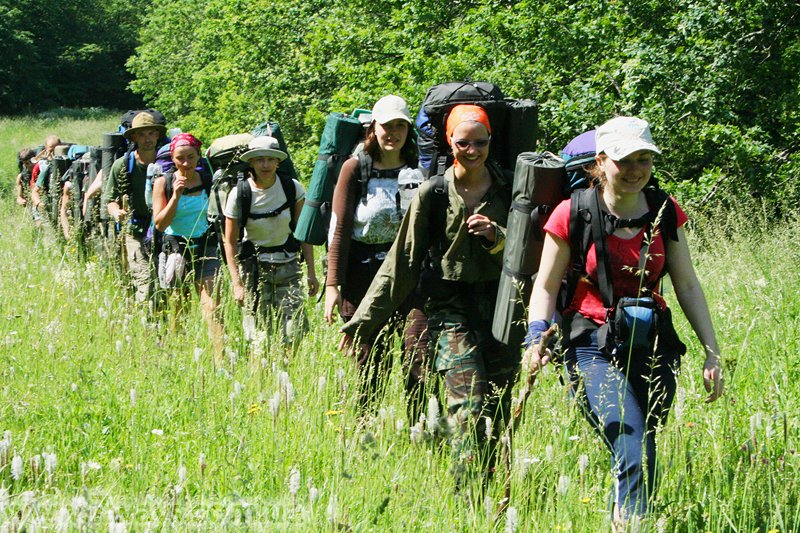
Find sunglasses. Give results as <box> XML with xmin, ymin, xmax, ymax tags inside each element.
<box><xmin>453</xmin><ymin>138</ymin><xmax>490</xmax><ymax>150</ymax></box>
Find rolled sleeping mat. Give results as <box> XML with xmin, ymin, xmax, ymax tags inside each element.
<box><xmin>100</xmin><ymin>133</ymin><xmax>126</xmax><ymax>220</ymax></box>
<box><xmin>502</xmin><ymin>99</ymin><xmax>538</xmax><ymax>170</ymax></box>
<box><xmin>294</xmin><ymin>112</ymin><xmax>363</xmax><ymax>246</ymax></box>
<box><xmin>492</xmin><ymin>152</ymin><xmax>567</xmax><ymax>347</ymax></box>
<box><xmin>250</xmin><ymin>121</ymin><xmax>298</xmax><ymax>182</ymax></box>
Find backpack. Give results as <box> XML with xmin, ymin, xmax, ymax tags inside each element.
<box><xmin>491</xmin><ymin>129</ymin><xmax>679</xmax><ymax>346</ymax></box>
<box><xmin>205</xmin><ymin>133</ymin><xmax>254</xmax><ymax>233</ymax></box>
<box><xmin>236</xmin><ymin>172</ymin><xmax>299</xmax><ymax>254</ymax></box>
<box><xmin>250</xmin><ymin>121</ymin><xmax>299</xmax><ymax>182</ymax></box>
<box><xmin>416</xmin><ymin>81</ymin><xmax>538</xmax><ymax>178</ymax></box>
<box><xmin>294</xmin><ymin>110</ymin><xmax>368</xmax><ymax>246</ymax></box>
<box><xmin>119</xmin><ymin>109</ymin><xmax>167</xmax><ymax>134</ymax></box>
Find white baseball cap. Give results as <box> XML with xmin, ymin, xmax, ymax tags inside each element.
<box><xmin>371</xmin><ymin>95</ymin><xmax>412</xmax><ymax>125</ymax></box>
<box><xmin>595</xmin><ymin>116</ymin><xmax>661</xmax><ymax>161</ymax></box>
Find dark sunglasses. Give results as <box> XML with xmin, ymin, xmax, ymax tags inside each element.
<box><xmin>453</xmin><ymin>138</ymin><xmax>490</xmax><ymax>150</ymax></box>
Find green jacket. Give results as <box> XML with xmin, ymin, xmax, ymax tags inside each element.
<box><xmin>101</xmin><ymin>154</ymin><xmax>150</xmax><ymax>223</ymax></box>
<box><xmin>341</xmin><ymin>164</ymin><xmax>510</xmax><ymax>340</ymax></box>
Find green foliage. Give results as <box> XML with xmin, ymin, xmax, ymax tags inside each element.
<box><xmin>0</xmin><ymin>0</ymin><xmax>144</xmax><ymax>113</ymax></box>
<box><xmin>128</xmin><ymin>0</ymin><xmax>799</xmax><ymax>207</ymax></box>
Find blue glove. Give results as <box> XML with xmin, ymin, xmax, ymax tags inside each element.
<box><xmin>523</xmin><ymin>320</ymin><xmax>551</xmax><ymax>350</ymax></box>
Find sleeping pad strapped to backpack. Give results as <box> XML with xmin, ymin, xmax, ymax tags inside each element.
<box><xmin>293</xmin><ymin>111</ymin><xmax>367</xmax><ymax>246</ymax></box>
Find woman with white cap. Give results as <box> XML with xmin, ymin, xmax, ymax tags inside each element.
<box><xmin>524</xmin><ymin>116</ymin><xmax>723</xmax><ymax>526</ymax></box>
<box><xmin>324</xmin><ymin>94</ymin><xmax>430</xmax><ymax>417</ymax></box>
<box><xmin>222</xmin><ymin>136</ymin><xmax>318</xmax><ymax>346</ymax></box>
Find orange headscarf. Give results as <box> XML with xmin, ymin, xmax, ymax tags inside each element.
<box><xmin>445</xmin><ymin>105</ymin><xmax>492</xmax><ymax>139</ymax></box>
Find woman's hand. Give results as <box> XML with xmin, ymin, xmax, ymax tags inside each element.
<box><xmin>232</xmin><ymin>282</ymin><xmax>245</xmax><ymax>307</ymax></box>
<box><xmin>466</xmin><ymin>214</ymin><xmax>496</xmax><ymax>243</ymax></box>
<box><xmin>703</xmin><ymin>355</ymin><xmax>724</xmax><ymax>403</ymax></box>
<box><xmin>172</xmin><ymin>174</ymin><xmax>187</xmax><ymax>197</ymax></box>
<box><xmin>338</xmin><ymin>332</ymin><xmax>354</xmax><ymax>355</ymax></box>
<box><xmin>324</xmin><ymin>286</ymin><xmax>341</xmax><ymax>325</ymax></box>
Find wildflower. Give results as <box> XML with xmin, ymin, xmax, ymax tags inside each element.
<box><xmin>86</xmin><ymin>461</ymin><xmax>101</xmax><ymax>471</ymax></box>
<box><xmin>248</xmin><ymin>403</ymin><xmax>261</xmax><ymax>415</ymax></box>
<box><xmin>484</xmin><ymin>495</ymin><xmax>493</xmax><ymax>520</ymax></box>
<box><xmin>72</xmin><ymin>495</ymin><xmax>88</xmax><ymax>512</ymax></box>
<box><xmin>71</xmin><ymin>383</ymin><xmax>78</xmax><ymax>392</ymax></box>
<box><xmin>426</xmin><ymin>396</ymin><xmax>440</xmax><ymax>434</ymax></box>
<box><xmin>270</xmin><ymin>392</ymin><xmax>281</xmax><ymax>419</ymax></box>
<box><xmin>325</xmin><ymin>409</ymin><xmax>343</xmax><ymax>416</ymax></box>
<box><xmin>326</xmin><ymin>494</ymin><xmax>338</xmax><ymax>522</ymax></box>
<box><xmin>557</xmin><ymin>474</ymin><xmax>570</xmax><ymax>495</ymax></box>
<box><xmin>130</xmin><ymin>388</ymin><xmax>136</xmax><ymax>406</ymax></box>
<box><xmin>193</xmin><ymin>454</ymin><xmax>205</xmax><ymax>480</ymax></box>
<box><xmin>410</xmin><ymin>422</ymin><xmax>424</xmax><ymax>444</ymax></box>
<box><xmin>395</xmin><ymin>419</ymin><xmax>406</xmax><ymax>433</ymax></box>
<box><xmin>233</xmin><ymin>381</ymin><xmax>243</xmax><ymax>397</ymax></box>
<box><xmin>116</xmin><ymin>340</ymin><xmax>123</xmax><ymax>354</ymax></box>
<box><xmin>505</xmin><ymin>506</ymin><xmax>518</xmax><ymax>533</ymax></box>
<box><xmin>581</xmin><ymin>497</ymin><xmax>591</xmax><ymax>504</ymax></box>
<box><xmin>177</xmin><ymin>465</ymin><xmax>187</xmax><ymax>484</ymax></box>
<box><xmin>545</xmin><ymin>444</ymin><xmax>554</xmax><ymax>461</ymax></box>
<box><xmin>568</xmin><ymin>435</ymin><xmax>580</xmax><ymax>441</ymax></box>
<box><xmin>151</xmin><ymin>429</ymin><xmax>164</xmax><ymax>436</ymax></box>
<box><xmin>55</xmin><ymin>507</ymin><xmax>70</xmax><ymax>532</ymax></box>
<box><xmin>11</xmin><ymin>455</ymin><xmax>23</xmax><ymax>481</ymax></box>
<box><xmin>30</xmin><ymin>454</ymin><xmax>41</xmax><ymax>477</ymax></box>
<box><xmin>0</xmin><ymin>486</ymin><xmax>7</xmax><ymax>512</ymax></box>
<box><xmin>193</xmin><ymin>347</ymin><xmax>202</xmax><ymax>363</ymax></box>
<box><xmin>317</xmin><ymin>376</ymin><xmax>327</xmax><ymax>395</ymax></box>
<box><xmin>227</xmin><ymin>348</ymin><xmax>237</xmax><ymax>367</ymax></box>
<box><xmin>484</xmin><ymin>416</ymin><xmax>493</xmax><ymax>441</ymax></box>
<box><xmin>335</xmin><ymin>368</ymin><xmax>345</xmax><ymax>383</ymax></box>
<box><xmin>288</xmin><ymin>466</ymin><xmax>301</xmax><ymax>497</ymax></box>
<box><xmin>48</xmin><ymin>343</ymin><xmax>55</xmax><ymax>355</ymax></box>
<box><xmin>309</xmin><ymin>486</ymin><xmax>319</xmax><ymax>504</ymax></box>
<box><xmin>109</xmin><ymin>458</ymin><xmax>122</xmax><ymax>472</ymax></box>
<box><xmin>578</xmin><ymin>454</ymin><xmax>589</xmax><ymax>475</ymax></box>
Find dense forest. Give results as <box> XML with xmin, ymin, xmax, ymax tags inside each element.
<box><xmin>4</xmin><ymin>0</ymin><xmax>799</xmax><ymax>208</ymax></box>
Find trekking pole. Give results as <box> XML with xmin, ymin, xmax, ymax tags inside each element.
<box><xmin>496</xmin><ymin>323</ymin><xmax>560</xmax><ymax>518</ymax></box>
<box><xmin>119</xmin><ymin>194</ymin><xmax>130</xmax><ymax>274</ymax></box>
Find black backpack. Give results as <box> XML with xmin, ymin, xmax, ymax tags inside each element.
<box><xmin>415</xmin><ymin>81</ymin><xmax>538</xmax><ymax>178</ymax></box>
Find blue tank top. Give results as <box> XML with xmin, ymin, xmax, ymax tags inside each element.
<box><xmin>165</xmin><ymin>191</ymin><xmax>210</xmax><ymax>238</ymax></box>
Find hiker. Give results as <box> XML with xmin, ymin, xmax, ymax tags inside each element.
<box><xmin>29</xmin><ymin>135</ymin><xmax>61</xmax><ymax>223</ymax></box>
<box><xmin>102</xmin><ymin>112</ymin><xmax>166</xmax><ymax>303</ymax></box>
<box><xmin>341</xmin><ymin>104</ymin><xmax>516</xmax><ymax>488</ymax></box>
<box><xmin>15</xmin><ymin>148</ymin><xmax>36</xmax><ymax>208</ymax></box>
<box><xmin>325</xmin><ymin>95</ymin><xmax>431</xmax><ymax>417</ymax></box>
<box><xmin>82</xmin><ymin>170</ymin><xmax>103</xmax><ymax>217</ymax></box>
<box><xmin>524</xmin><ymin>116</ymin><xmax>724</xmax><ymax>526</ymax></box>
<box><xmin>152</xmin><ymin>133</ymin><xmax>223</xmax><ymax>352</ymax></box>
<box><xmin>222</xmin><ymin>135</ymin><xmax>319</xmax><ymax>347</ymax></box>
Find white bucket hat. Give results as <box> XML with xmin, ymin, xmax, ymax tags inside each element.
<box><xmin>595</xmin><ymin>116</ymin><xmax>661</xmax><ymax>161</ymax></box>
<box><xmin>371</xmin><ymin>95</ymin><xmax>412</xmax><ymax>125</ymax></box>
<box><xmin>240</xmin><ymin>136</ymin><xmax>287</xmax><ymax>162</ymax></box>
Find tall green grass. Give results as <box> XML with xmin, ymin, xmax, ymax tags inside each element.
<box><xmin>0</xmin><ymin>114</ymin><xmax>797</xmax><ymax>531</ymax></box>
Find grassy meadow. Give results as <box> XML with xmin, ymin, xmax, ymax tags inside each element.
<box><xmin>0</xmin><ymin>114</ymin><xmax>798</xmax><ymax>531</ymax></box>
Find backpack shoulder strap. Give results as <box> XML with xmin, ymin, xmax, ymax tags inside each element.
<box><xmin>586</xmin><ymin>187</ymin><xmax>614</xmax><ymax>309</ymax></box>
<box><xmin>643</xmin><ymin>186</ymin><xmax>678</xmax><ymax>242</ymax></box>
<box><xmin>426</xmin><ymin>173</ymin><xmax>449</xmax><ymax>265</ymax></box>
<box><xmin>357</xmin><ymin>151</ymin><xmax>372</xmax><ymax>205</ymax></box>
<box><xmin>163</xmin><ymin>171</ymin><xmax>174</xmax><ymax>202</ymax></box>
<box><xmin>277</xmin><ymin>172</ymin><xmax>297</xmax><ymax>232</ymax></box>
<box><xmin>237</xmin><ymin>178</ymin><xmax>251</xmax><ymax>243</ymax></box>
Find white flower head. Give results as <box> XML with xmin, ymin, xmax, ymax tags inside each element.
<box><xmin>309</xmin><ymin>486</ymin><xmax>319</xmax><ymax>504</ymax></box>
<box><xmin>317</xmin><ymin>376</ymin><xmax>327</xmax><ymax>395</ymax></box>
<box><xmin>288</xmin><ymin>466</ymin><xmax>301</xmax><ymax>497</ymax></box>
<box><xmin>326</xmin><ymin>494</ymin><xmax>338</xmax><ymax>522</ymax></box>
<box><xmin>484</xmin><ymin>416</ymin><xmax>493</xmax><ymax>442</ymax></box>
<box><xmin>557</xmin><ymin>474</ymin><xmax>570</xmax><ymax>495</ymax></box>
<box><xmin>410</xmin><ymin>422</ymin><xmax>424</xmax><ymax>444</ymax></box>
<box><xmin>55</xmin><ymin>507</ymin><xmax>70</xmax><ymax>532</ymax></box>
<box><xmin>193</xmin><ymin>347</ymin><xmax>203</xmax><ymax>363</ymax></box>
<box><xmin>545</xmin><ymin>444</ymin><xmax>554</xmax><ymax>461</ymax></box>
<box><xmin>177</xmin><ymin>465</ymin><xmax>187</xmax><ymax>484</ymax></box>
<box><xmin>426</xmin><ymin>396</ymin><xmax>440</xmax><ymax>433</ymax></box>
<box><xmin>115</xmin><ymin>340</ymin><xmax>123</xmax><ymax>354</ymax></box>
<box><xmin>151</xmin><ymin>429</ymin><xmax>164</xmax><ymax>436</ymax></box>
<box><xmin>72</xmin><ymin>495</ymin><xmax>88</xmax><ymax>512</ymax></box>
<box><xmin>11</xmin><ymin>455</ymin><xmax>23</xmax><ymax>481</ymax></box>
<box><xmin>270</xmin><ymin>392</ymin><xmax>281</xmax><ymax>419</ymax></box>
<box><xmin>130</xmin><ymin>388</ymin><xmax>136</xmax><ymax>406</ymax></box>
<box><xmin>505</xmin><ymin>506</ymin><xmax>519</xmax><ymax>533</ymax></box>
<box><xmin>578</xmin><ymin>454</ymin><xmax>590</xmax><ymax>475</ymax></box>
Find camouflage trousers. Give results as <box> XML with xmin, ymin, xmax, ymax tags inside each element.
<box><xmin>427</xmin><ymin>287</ymin><xmax>520</xmax><ymax>487</ymax></box>
<box><xmin>241</xmin><ymin>257</ymin><xmax>307</xmax><ymax>346</ymax></box>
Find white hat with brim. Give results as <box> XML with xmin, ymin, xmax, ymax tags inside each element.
<box><xmin>124</xmin><ymin>112</ymin><xmax>167</xmax><ymax>140</ymax></box>
<box><xmin>240</xmin><ymin>135</ymin><xmax>288</xmax><ymax>162</ymax></box>
<box><xmin>371</xmin><ymin>95</ymin><xmax>412</xmax><ymax>125</ymax></box>
<box><xmin>595</xmin><ymin>116</ymin><xmax>661</xmax><ymax>161</ymax></box>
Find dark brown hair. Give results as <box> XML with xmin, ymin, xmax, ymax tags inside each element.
<box><xmin>362</xmin><ymin>122</ymin><xmax>418</xmax><ymax>167</ymax></box>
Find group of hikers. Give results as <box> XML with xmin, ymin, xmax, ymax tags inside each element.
<box><xmin>13</xmin><ymin>86</ymin><xmax>724</xmax><ymax>528</ymax></box>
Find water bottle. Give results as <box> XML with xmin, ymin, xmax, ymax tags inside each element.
<box><xmin>397</xmin><ymin>167</ymin><xmax>423</xmax><ymax>212</ymax></box>
<box><xmin>145</xmin><ymin>163</ymin><xmax>162</xmax><ymax>209</ymax></box>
